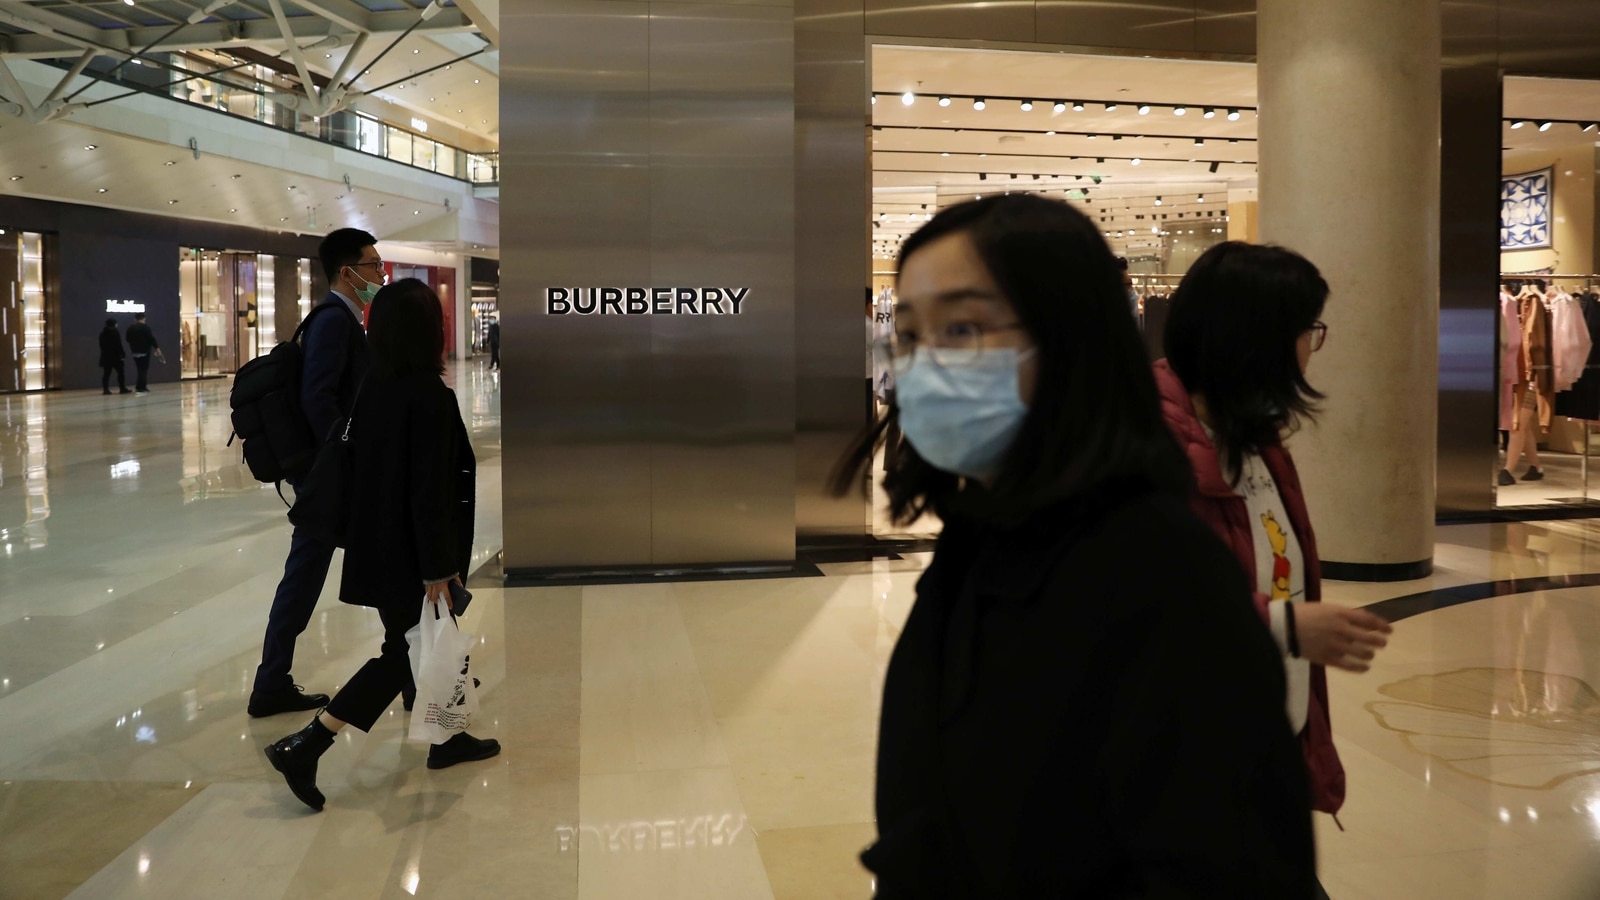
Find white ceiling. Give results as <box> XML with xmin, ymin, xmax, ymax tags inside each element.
<box><xmin>872</xmin><ymin>47</ymin><xmax>1600</xmax><ymax>262</ymax></box>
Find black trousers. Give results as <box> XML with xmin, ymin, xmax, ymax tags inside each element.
<box><xmin>102</xmin><ymin>363</ymin><xmax>126</xmax><ymax>392</ymax></box>
<box><xmin>489</xmin><ymin>343</ymin><xmax>500</xmax><ymax>368</ymax></box>
<box><xmin>326</xmin><ymin>599</ymin><xmax>425</xmax><ymax>732</ymax></box>
<box><xmin>132</xmin><ymin>354</ymin><xmax>152</xmax><ymax>391</ymax></box>
<box><xmin>254</xmin><ymin>525</ymin><xmax>336</xmax><ymax>692</ymax></box>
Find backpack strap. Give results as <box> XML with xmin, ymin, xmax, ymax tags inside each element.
<box><xmin>290</xmin><ymin>299</ymin><xmax>361</xmax><ymax>345</ymax></box>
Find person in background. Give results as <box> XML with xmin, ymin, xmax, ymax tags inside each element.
<box><xmin>264</xmin><ymin>278</ymin><xmax>497</xmax><ymax>812</ymax></box>
<box><xmin>125</xmin><ymin>312</ymin><xmax>165</xmax><ymax>394</ymax></box>
<box><xmin>1118</xmin><ymin>256</ymin><xmax>1138</xmax><ymax>318</ymax></box>
<box><xmin>835</xmin><ymin>195</ymin><xmax>1315</xmax><ymax>897</ymax></box>
<box><xmin>1156</xmin><ymin>241</ymin><xmax>1394</xmax><ymax>899</ymax></box>
<box><xmin>487</xmin><ymin>318</ymin><xmax>500</xmax><ymax>370</ymax></box>
<box><xmin>99</xmin><ymin>318</ymin><xmax>129</xmax><ymax>395</ymax></box>
<box><xmin>248</xmin><ymin>228</ymin><xmax>379</xmax><ymax>718</ymax></box>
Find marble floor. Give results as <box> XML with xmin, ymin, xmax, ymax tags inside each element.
<box><xmin>4</xmin><ymin>364</ymin><xmax>1600</xmax><ymax>899</ymax></box>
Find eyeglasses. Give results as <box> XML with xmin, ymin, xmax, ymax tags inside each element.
<box><xmin>1308</xmin><ymin>321</ymin><xmax>1328</xmax><ymax>352</ymax></box>
<box><xmin>879</xmin><ymin>321</ymin><xmax>1030</xmax><ymax>372</ymax></box>
<box><xmin>351</xmin><ymin>259</ymin><xmax>385</xmax><ymax>270</ymax></box>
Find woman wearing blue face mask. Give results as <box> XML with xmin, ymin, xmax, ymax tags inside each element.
<box><xmin>834</xmin><ymin>195</ymin><xmax>1317</xmax><ymax>898</ymax></box>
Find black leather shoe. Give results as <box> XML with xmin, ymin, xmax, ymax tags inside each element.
<box><xmin>248</xmin><ymin>685</ymin><xmax>331</xmax><ymax>718</ymax></box>
<box><xmin>1497</xmin><ymin>468</ymin><xmax>1516</xmax><ymax>486</ymax></box>
<box><xmin>264</xmin><ymin>723</ymin><xmax>333</xmax><ymax>811</ymax></box>
<box><xmin>1522</xmin><ymin>466</ymin><xmax>1546</xmax><ymax>482</ymax></box>
<box><xmin>427</xmin><ymin>732</ymin><xmax>501</xmax><ymax>769</ymax></box>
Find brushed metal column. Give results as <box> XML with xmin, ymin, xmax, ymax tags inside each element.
<box><xmin>796</xmin><ymin>0</ymin><xmax>870</xmax><ymax>540</ymax></box>
<box><xmin>1436</xmin><ymin>65</ymin><xmax>1501</xmax><ymax>516</ymax></box>
<box><xmin>501</xmin><ymin>0</ymin><xmax>795</xmax><ymax>573</ymax></box>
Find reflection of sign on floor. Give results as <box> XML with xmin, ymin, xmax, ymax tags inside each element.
<box><xmin>1367</xmin><ymin>666</ymin><xmax>1600</xmax><ymax>789</ymax></box>
<box><xmin>555</xmin><ymin>813</ymin><xmax>749</xmax><ymax>853</ymax></box>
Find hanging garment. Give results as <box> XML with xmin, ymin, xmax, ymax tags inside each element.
<box><xmin>1500</xmin><ymin>291</ymin><xmax>1524</xmax><ymax>431</ymax></box>
<box><xmin>1551</xmin><ymin>291</ymin><xmax>1593</xmax><ymax>392</ymax></box>
<box><xmin>1555</xmin><ymin>293</ymin><xmax>1600</xmax><ymax>421</ymax></box>
<box><xmin>1522</xmin><ymin>291</ymin><xmax>1555</xmax><ymax>430</ymax></box>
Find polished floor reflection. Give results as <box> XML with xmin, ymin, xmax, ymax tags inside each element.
<box><xmin>5</xmin><ymin>369</ymin><xmax>1600</xmax><ymax>898</ymax></box>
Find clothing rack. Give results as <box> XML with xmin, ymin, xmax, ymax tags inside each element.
<box><xmin>1500</xmin><ymin>274</ymin><xmax>1600</xmax><ymax>498</ymax></box>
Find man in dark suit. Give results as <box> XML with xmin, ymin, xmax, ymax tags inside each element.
<box><xmin>487</xmin><ymin>318</ymin><xmax>500</xmax><ymax>369</ymax></box>
<box><xmin>99</xmin><ymin>318</ymin><xmax>130</xmax><ymax>394</ymax></box>
<box><xmin>125</xmin><ymin>312</ymin><xmax>164</xmax><ymax>394</ymax></box>
<box><xmin>248</xmin><ymin>228</ymin><xmax>380</xmax><ymax>717</ymax></box>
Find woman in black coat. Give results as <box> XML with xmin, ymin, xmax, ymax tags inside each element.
<box><xmin>99</xmin><ymin>318</ymin><xmax>128</xmax><ymax>394</ymax></box>
<box><xmin>265</xmin><ymin>278</ymin><xmax>497</xmax><ymax>813</ymax></box>
<box><xmin>834</xmin><ymin>196</ymin><xmax>1317</xmax><ymax>897</ymax></box>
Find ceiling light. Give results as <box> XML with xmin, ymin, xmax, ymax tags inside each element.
<box><xmin>168</xmin><ymin>199</ymin><xmax>178</xmax><ymax>204</ymax></box>
<box><xmin>164</xmin><ymin>160</ymin><xmax>176</xmax><ymax>166</ymax></box>
<box><xmin>413</xmin><ymin>210</ymin><xmax>420</xmax><ymax>215</ymax></box>
<box><xmin>1538</xmin><ymin>121</ymin><xmax>1553</xmax><ymax>131</ymax></box>
<box><xmin>1197</xmin><ymin>194</ymin><xmax>1205</xmax><ymax>201</ymax></box>
<box><xmin>1105</xmin><ymin>103</ymin><xmax>1118</xmax><ymax>112</ymax></box>
<box><xmin>1046</xmin><ymin>131</ymin><xmax>1055</xmax><ymax>136</ymax></box>
<box><xmin>1209</xmin><ymin>161</ymin><xmax>1220</xmax><ymax>172</ymax></box>
<box><xmin>979</xmin><ymin>173</ymin><xmax>987</xmax><ymax>180</ymax></box>
<box><xmin>940</xmin><ymin>152</ymin><xmax>950</xmax><ymax>157</ymax></box>
<box><xmin>1203</xmin><ymin>107</ymin><xmax>1216</xmax><ymax>119</ymax></box>
<box><xmin>870</xmin><ymin>96</ymin><xmax>876</xmax><ymax>105</ymax></box>
<box><xmin>1173</xmin><ymin>106</ymin><xmax>1187</xmax><ymax>116</ymax></box>
<box><xmin>1510</xmin><ymin>120</ymin><xmax>1526</xmax><ymax>129</ymax></box>
<box><xmin>326</xmin><ymin>53</ymin><xmax>332</xmax><ymax>59</ymax></box>
<box><xmin>1020</xmin><ymin>100</ymin><xmax>1033</xmax><ymax>111</ymax></box>
<box><xmin>279</xmin><ymin>216</ymin><xmax>288</xmax><ymax>221</ymax></box>
<box><xmin>429</xmin><ymin>97</ymin><xmax>435</xmax><ymax>102</ymax></box>
<box><xmin>84</xmin><ymin>144</ymin><xmax>97</xmax><ymax>150</ymax></box>
<box><xmin>123</xmin><ymin>0</ymin><xmax>134</xmax><ymax>5</ymax></box>
<box><xmin>229</xmin><ymin>208</ymin><xmax>237</xmax><ymax>213</ymax></box>
<box><xmin>973</xmin><ymin>98</ymin><xmax>986</xmax><ymax>110</ymax></box>
<box><xmin>1227</xmin><ymin>108</ymin><xmax>1241</xmax><ymax>121</ymax></box>
<box><xmin>378</xmin><ymin>203</ymin><xmax>386</xmax><ymax>208</ymax></box>
<box><xmin>938</xmin><ymin>96</ymin><xmax>951</xmax><ymax>107</ymax></box>
<box><xmin>97</xmin><ymin>188</ymin><xmax>107</xmax><ymax>193</ymax></box>
<box><xmin>900</xmin><ymin>92</ymin><xmax>915</xmax><ymax>106</ymax></box>
<box><xmin>288</xmin><ymin>185</ymin><xmax>296</xmax><ymax>190</ymax></box>
<box><xmin>1585</xmin><ymin>122</ymin><xmax>1599</xmax><ymax>133</ymax></box>
<box><xmin>1137</xmin><ymin>105</ymin><xmax>1150</xmax><ymax>115</ymax></box>
<box><xmin>1154</xmin><ymin>197</ymin><xmax>1163</xmax><ymax>206</ymax></box>
<box><xmin>1053</xmin><ymin>101</ymin><xmax>1066</xmax><ymax>113</ymax></box>
<box><xmin>1131</xmin><ymin>157</ymin><xmax>1141</xmax><ymax>165</ymax></box>
<box><xmin>413</xmin><ymin>48</ymin><xmax>420</xmax><ymax>54</ymax></box>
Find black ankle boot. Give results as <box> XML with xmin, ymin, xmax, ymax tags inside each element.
<box><xmin>265</xmin><ymin>718</ymin><xmax>336</xmax><ymax>811</ymax></box>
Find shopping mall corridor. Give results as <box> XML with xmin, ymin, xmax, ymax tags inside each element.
<box><xmin>2</xmin><ymin>364</ymin><xmax>1600</xmax><ymax>899</ymax></box>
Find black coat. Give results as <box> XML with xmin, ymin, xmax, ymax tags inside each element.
<box><xmin>126</xmin><ymin>322</ymin><xmax>158</xmax><ymax>355</ymax></box>
<box><xmin>338</xmin><ymin>371</ymin><xmax>475</xmax><ymax>609</ymax></box>
<box><xmin>98</xmin><ymin>326</ymin><xmax>124</xmax><ymax>367</ymax></box>
<box><xmin>864</xmin><ymin>484</ymin><xmax>1316</xmax><ymax>898</ymax></box>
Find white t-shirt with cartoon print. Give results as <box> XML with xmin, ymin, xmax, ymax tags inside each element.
<box><xmin>1234</xmin><ymin>451</ymin><xmax>1312</xmax><ymax>735</ymax></box>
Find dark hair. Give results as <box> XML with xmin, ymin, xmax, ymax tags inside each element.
<box><xmin>1163</xmin><ymin>241</ymin><xmax>1328</xmax><ymax>481</ymax></box>
<box><xmin>1117</xmin><ymin>256</ymin><xmax>1129</xmax><ymax>272</ymax></box>
<box><xmin>319</xmin><ymin>227</ymin><xmax>377</xmax><ymax>282</ymax></box>
<box><xmin>105</xmin><ymin>317</ymin><xmax>117</xmax><ymax>327</ymax></box>
<box><xmin>134</xmin><ymin>312</ymin><xmax>146</xmax><ymax>321</ymax></box>
<box><xmin>366</xmin><ymin>278</ymin><xmax>445</xmax><ymax>377</ymax></box>
<box><xmin>831</xmin><ymin>194</ymin><xmax>1187</xmax><ymax>525</ymax></box>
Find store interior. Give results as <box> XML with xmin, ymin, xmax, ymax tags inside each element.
<box><xmin>868</xmin><ymin>45</ymin><xmax>1600</xmax><ymax>527</ymax></box>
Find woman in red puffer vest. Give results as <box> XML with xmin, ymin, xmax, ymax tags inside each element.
<box><xmin>1154</xmin><ymin>241</ymin><xmax>1393</xmax><ymax>821</ymax></box>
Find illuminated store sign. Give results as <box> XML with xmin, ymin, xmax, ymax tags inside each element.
<box><xmin>546</xmin><ymin>287</ymin><xmax>749</xmax><ymax>316</ymax></box>
<box><xmin>106</xmin><ymin>299</ymin><xmax>146</xmax><ymax>313</ymax></box>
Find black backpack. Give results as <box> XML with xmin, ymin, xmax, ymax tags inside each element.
<box><xmin>228</xmin><ymin>303</ymin><xmax>356</xmax><ymax>491</ymax></box>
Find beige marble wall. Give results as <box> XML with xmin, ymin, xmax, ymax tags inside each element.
<box><xmin>1258</xmin><ymin>0</ymin><xmax>1441</xmax><ymax>569</ymax></box>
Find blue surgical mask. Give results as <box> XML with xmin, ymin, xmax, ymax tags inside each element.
<box><xmin>347</xmin><ymin>268</ymin><xmax>381</xmax><ymax>305</ymax></box>
<box><xmin>895</xmin><ymin>347</ymin><xmax>1034</xmax><ymax>479</ymax></box>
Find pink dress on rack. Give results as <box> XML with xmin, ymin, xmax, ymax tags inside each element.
<box><xmin>1501</xmin><ymin>291</ymin><xmax>1523</xmax><ymax>431</ymax></box>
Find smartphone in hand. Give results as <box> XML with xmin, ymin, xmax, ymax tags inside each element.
<box><xmin>448</xmin><ymin>580</ymin><xmax>473</xmax><ymax>616</ymax></box>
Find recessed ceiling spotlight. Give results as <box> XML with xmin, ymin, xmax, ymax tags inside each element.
<box><xmin>84</xmin><ymin>144</ymin><xmax>97</xmax><ymax>150</ymax></box>
<box><xmin>280</xmin><ymin>216</ymin><xmax>288</xmax><ymax>221</ymax></box>
<box><xmin>474</xmin><ymin>79</ymin><xmax>481</xmax><ymax>84</ymax></box>
<box><xmin>413</xmin><ymin>48</ymin><xmax>420</xmax><ymax>54</ymax></box>
<box><xmin>326</xmin><ymin>53</ymin><xmax>333</xmax><ymax>59</ymax></box>
<box><xmin>1020</xmin><ymin>100</ymin><xmax>1033</xmax><ymax>111</ymax></box>
<box><xmin>97</xmin><ymin>187</ymin><xmax>108</xmax><ymax>193</ymax></box>
<box><xmin>1227</xmin><ymin>108</ymin><xmax>1241</xmax><ymax>121</ymax></box>
<box><xmin>164</xmin><ymin>160</ymin><xmax>176</xmax><ymax>166</ymax></box>
<box><xmin>288</xmin><ymin>185</ymin><xmax>296</xmax><ymax>190</ymax></box>
<box><xmin>229</xmin><ymin>207</ymin><xmax>237</xmax><ymax>212</ymax></box>
<box><xmin>901</xmin><ymin>92</ymin><xmax>914</xmax><ymax>106</ymax></box>
<box><xmin>940</xmin><ymin>152</ymin><xmax>950</xmax><ymax>157</ymax></box>
<box><xmin>413</xmin><ymin>210</ymin><xmax>420</xmax><ymax>215</ymax></box>
<box><xmin>231</xmin><ymin>173</ymin><xmax>241</xmax><ymax>179</ymax></box>
<box><xmin>8</xmin><ymin>175</ymin><xmax>20</xmax><ymax>181</ymax></box>
<box><xmin>1137</xmin><ymin>105</ymin><xmax>1150</xmax><ymax>115</ymax></box>
<box><xmin>1173</xmin><ymin>106</ymin><xmax>1187</xmax><ymax>116</ymax></box>
<box><xmin>429</xmin><ymin>97</ymin><xmax>435</xmax><ymax>102</ymax></box>
<box><xmin>378</xmin><ymin>203</ymin><xmax>386</xmax><ymax>208</ymax></box>
<box><xmin>168</xmin><ymin>199</ymin><xmax>179</xmax><ymax>204</ymax></box>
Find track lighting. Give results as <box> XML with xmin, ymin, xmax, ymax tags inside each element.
<box><xmin>979</xmin><ymin>173</ymin><xmax>987</xmax><ymax>180</ymax></box>
<box><xmin>1154</xmin><ymin>197</ymin><xmax>1163</xmax><ymax>206</ymax></box>
<box><xmin>1511</xmin><ymin>120</ymin><xmax>1527</xmax><ymax>129</ymax></box>
<box><xmin>1053</xmin><ymin>101</ymin><xmax>1066</xmax><ymax>113</ymax></box>
<box><xmin>1208</xmin><ymin>161</ymin><xmax>1220</xmax><ymax>173</ymax></box>
<box><xmin>1137</xmin><ymin>105</ymin><xmax>1151</xmax><ymax>115</ymax></box>
<box><xmin>1197</xmin><ymin>194</ymin><xmax>1204</xmax><ymax>202</ymax></box>
<box><xmin>870</xmin><ymin>96</ymin><xmax>876</xmax><ymax>105</ymax></box>
<box><xmin>1538</xmin><ymin>121</ymin><xmax>1553</xmax><ymax>132</ymax></box>
<box><xmin>938</xmin><ymin>96</ymin><xmax>951</xmax><ymax>107</ymax></box>
<box><xmin>1173</xmin><ymin>106</ymin><xmax>1187</xmax><ymax>116</ymax></box>
<box><xmin>1020</xmin><ymin>100</ymin><xmax>1033</xmax><ymax>111</ymax></box>
<box><xmin>1131</xmin><ymin>158</ymin><xmax>1141</xmax><ymax>166</ymax></box>
<box><xmin>1105</xmin><ymin>103</ymin><xmax>1118</xmax><ymax>112</ymax></box>
<box><xmin>1203</xmin><ymin>107</ymin><xmax>1216</xmax><ymax>119</ymax></box>
<box><xmin>1227</xmin><ymin>108</ymin><xmax>1241</xmax><ymax>121</ymax></box>
<box><xmin>1586</xmin><ymin>123</ymin><xmax>1600</xmax><ymax>133</ymax></box>
<box><xmin>901</xmin><ymin>92</ymin><xmax>914</xmax><ymax>106</ymax></box>
<box><xmin>973</xmin><ymin>98</ymin><xmax>986</xmax><ymax>110</ymax></box>
<box><xmin>1195</xmin><ymin>138</ymin><xmax>1205</xmax><ymax>146</ymax></box>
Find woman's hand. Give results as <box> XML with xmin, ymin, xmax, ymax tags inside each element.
<box><xmin>1294</xmin><ymin>603</ymin><xmax>1393</xmax><ymax>673</ymax></box>
<box><xmin>425</xmin><ymin>576</ymin><xmax>462</xmax><ymax>611</ymax></box>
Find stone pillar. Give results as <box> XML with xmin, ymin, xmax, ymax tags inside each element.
<box><xmin>1258</xmin><ymin>0</ymin><xmax>1441</xmax><ymax>580</ymax></box>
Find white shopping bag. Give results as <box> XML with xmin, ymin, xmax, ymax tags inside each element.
<box><xmin>405</xmin><ymin>595</ymin><xmax>479</xmax><ymax>744</ymax></box>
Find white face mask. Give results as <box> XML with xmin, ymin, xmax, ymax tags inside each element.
<box><xmin>894</xmin><ymin>347</ymin><xmax>1034</xmax><ymax>479</ymax></box>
